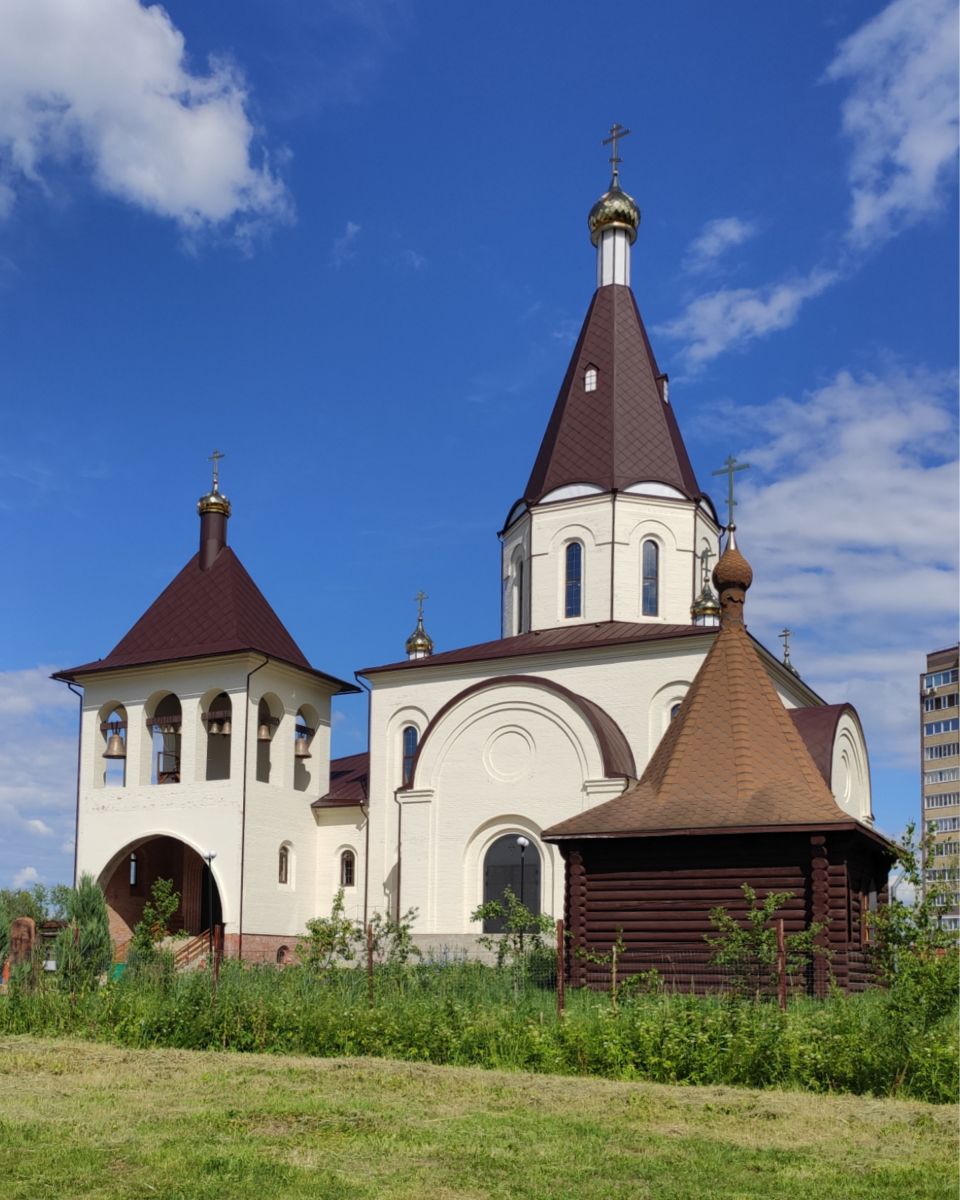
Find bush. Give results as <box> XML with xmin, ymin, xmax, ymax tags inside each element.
<box><xmin>53</xmin><ymin>874</ymin><xmax>111</xmax><ymax>993</ymax></box>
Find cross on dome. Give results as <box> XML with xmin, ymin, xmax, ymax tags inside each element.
<box><xmin>711</xmin><ymin>455</ymin><xmax>750</xmax><ymax>530</ymax></box>
<box><xmin>601</xmin><ymin>122</ymin><xmax>631</xmax><ymax>184</ymax></box>
<box><xmin>208</xmin><ymin>448</ymin><xmax>225</xmax><ymax>492</ymax></box>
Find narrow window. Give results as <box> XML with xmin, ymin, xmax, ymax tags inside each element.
<box><xmin>129</xmin><ymin>852</ymin><xmax>138</xmax><ymax>890</ymax></box>
<box><xmin>584</xmin><ymin>366</ymin><xmax>597</xmax><ymax>392</ymax></box>
<box><xmin>402</xmin><ymin>726</ymin><xmax>418</xmax><ymax>786</ymax></box>
<box><xmin>564</xmin><ymin>541</ymin><xmax>583</xmax><ymax>618</ymax></box>
<box><xmin>512</xmin><ymin>553</ymin><xmax>526</xmax><ymax>635</ymax></box>
<box><xmin>670</xmin><ymin>703</ymin><xmax>682</xmax><ymax>722</ymax></box>
<box><xmin>278</xmin><ymin>845</ymin><xmax>289</xmax><ymax>885</ymax></box>
<box><xmin>276</xmin><ymin>945</ymin><xmax>290</xmax><ymax>965</ymax></box>
<box><xmin>642</xmin><ymin>540</ymin><xmax>659</xmax><ymax>617</ymax></box>
<box><xmin>341</xmin><ymin>850</ymin><xmax>356</xmax><ymax>888</ymax></box>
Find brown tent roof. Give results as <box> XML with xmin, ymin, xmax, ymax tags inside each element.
<box><xmin>522</xmin><ymin>284</ymin><xmax>701</xmax><ymax>506</ymax></box>
<box><xmin>55</xmin><ymin>547</ymin><xmax>357</xmax><ymax>692</ymax></box>
<box><xmin>314</xmin><ymin>752</ymin><xmax>369</xmax><ymax>806</ymax></box>
<box><xmin>361</xmin><ymin>620</ymin><xmax>714</xmax><ymax>676</ymax></box>
<box><xmin>543</xmin><ymin>589</ymin><xmax>851</xmax><ymax>842</ymax></box>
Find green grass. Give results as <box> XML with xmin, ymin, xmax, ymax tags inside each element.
<box><xmin>0</xmin><ymin>1036</ymin><xmax>955</xmax><ymax>1200</ymax></box>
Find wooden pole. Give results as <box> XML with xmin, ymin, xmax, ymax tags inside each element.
<box><xmin>556</xmin><ymin>918</ymin><xmax>565</xmax><ymax>1016</ymax></box>
<box><xmin>776</xmin><ymin>918</ymin><xmax>787</xmax><ymax>1011</ymax></box>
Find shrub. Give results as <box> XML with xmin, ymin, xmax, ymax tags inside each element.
<box><xmin>53</xmin><ymin>874</ymin><xmax>111</xmax><ymax>993</ymax></box>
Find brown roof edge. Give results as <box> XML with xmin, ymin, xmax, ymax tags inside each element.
<box><xmin>401</xmin><ymin>674</ymin><xmax>636</xmax><ymax>788</ymax></box>
<box><xmin>543</xmin><ymin>819</ymin><xmax>897</xmax><ymax>853</ymax></box>
<box><xmin>52</xmin><ymin>651</ymin><xmax>361</xmax><ymax>695</ymax></box>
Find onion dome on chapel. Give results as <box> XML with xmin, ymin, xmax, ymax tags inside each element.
<box><xmin>588</xmin><ymin>176</ymin><xmax>640</xmax><ymax>245</ymax></box>
<box><xmin>197</xmin><ymin>483</ymin><xmax>231</xmax><ymax>517</ymax></box>
<box><xmin>405</xmin><ymin>593</ymin><xmax>434</xmax><ymax>660</ymax></box>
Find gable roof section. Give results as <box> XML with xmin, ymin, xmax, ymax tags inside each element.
<box><xmin>523</xmin><ymin>284</ymin><xmax>701</xmax><ymax>505</ymax></box>
<box><xmin>315</xmin><ymin>752</ymin><xmax>369</xmax><ymax>806</ymax></box>
<box><xmin>788</xmin><ymin>704</ymin><xmax>855</xmax><ymax>786</ymax></box>
<box><xmin>361</xmin><ymin>620</ymin><xmax>714</xmax><ymax>676</ymax></box>
<box><xmin>544</xmin><ymin>613</ymin><xmax>852</xmax><ymax>840</ymax></box>
<box><xmin>55</xmin><ymin>547</ymin><xmax>357</xmax><ymax>692</ymax></box>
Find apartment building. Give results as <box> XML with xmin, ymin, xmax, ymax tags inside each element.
<box><xmin>921</xmin><ymin>644</ymin><xmax>960</xmax><ymax>931</ymax></box>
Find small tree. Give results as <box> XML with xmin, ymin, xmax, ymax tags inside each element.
<box><xmin>363</xmin><ymin>907</ymin><xmax>421</xmax><ymax>968</ymax></box>
<box><xmin>128</xmin><ymin>877</ymin><xmax>180</xmax><ymax>970</ymax></box>
<box><xmin>471</xmin><ymin>888</ymin><xmax>554</xmax><ymax>970</ymax></box>
<box><xmin>298</xmin><ymin>889</ymin><xmax>356</xmax><ymax>975</ymax></box>
<box><xmin>54</xmin><ymin>874</ymin><xmax>112</xmax><ymax>993</ymax></box>
<box><xmin>705</xmin><ymin>883</ymin><xmax>828</xmax><ymax>999</ymax></box>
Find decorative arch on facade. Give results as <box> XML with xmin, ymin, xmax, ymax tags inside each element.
<box><xmin>404</xmin><ymin>675</ymin><xmax>636</xmax><ymax>794</ymax></box>
<box><xmin>832</xmin><ymin>710</ymin><xmax>872</xmax><ymax>824</ymax></box>
<box><xmin>144</xmin><ymin>691</ymin><xmax>182</xmax><ymax>785</ymax></box>
<box><xmin>648</xmin><ymin>679</ymin><xmax>692</xmax><ymax>758</ymax></box>
<box><xmin>463</xmin><ymin>815</ymin><xmax>555</xmax><ymax>931</ymax></box>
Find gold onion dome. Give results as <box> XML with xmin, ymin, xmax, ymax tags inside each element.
<box><xmin>588</xmin><ymin>176</ymin><xmax>640</xmax><ymax>245</ymax></box>
<box><xmin>198</xmin><ymin>485</ymin><xmax>231</xmax><ymax>517</ymax></box>
<box><xmin>405</xmin><ymin>615</ymin><xmax>433</xmax><ymax>658</ymax></box>
<box><xmin>691</xmin><ymin>582</ymin><xmax>721</xmax><ymax>623</ymax></box>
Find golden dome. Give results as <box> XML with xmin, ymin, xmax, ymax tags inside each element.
<box><xmin>405</xmin><ymin>616</ymin><xmax>433</xmax><ymax>659</ymax></box>
<box><xmin>198</xmin><ymin>487</ymin><xmax>231</xmax><ymax>517</ymax></box>
<box><xmin>588</xmin><ymin>178</ymin><xmax>640</xmax><ymax>246</ymax></box>
<box><xmin>691</xmin><ymin>583</ymin><xmax>721</xmax><ymax>624</ymax></box>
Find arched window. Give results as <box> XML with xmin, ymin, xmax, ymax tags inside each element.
<box><xmin>148</xmin><ymin>694</ymin><xmax>182</xmax><ymax>784</ymax></box>
<box><xmin>584</xmin><ymin>366</ymin><xmax>598</xmax><ymax>392</ymax></box>
<box><xmin>294</xmin><ymin>708</ymin><xmax>316</xmax><ymax>793</ymax></box>
<box><xmin>128</xmin><ymin>851</ymin><xmax>138</xmax><ymax>890</ymax></box>
<box><xmin>278</xmin><ymin>844</ymin><xmax>290</xmax><ymax>885</ymax></box>
<box><xmin>256</xmin><ymin>698</ymin><xmax>278</xmax><ymax>784</ymax></box>
<box><xmin>402</xmin><ymin>725</ymin><xmax>418</xmax><ymax>786</ymax></box>
<box><xmin>203</xmin><ymin>692</ymin><xmax>231</xmax><ymax>782</ymax></box>
<box><xmin>670</xmin><ymin>702</ymin><xmax>682</xmax><ymax>722</ymax></box>
<box><xmin>564</xmin><ymin>541</ymin><xmax>583</xmax><ymax>618</ymax></box>
<box><xmin>340</xmin><ymin>850</ymin><xmax>356</xmax><ymax>888</ymax></box>
<box><xmin>512</xmin><ymin>551</ymin><xmax>526</xmax><ymax>635</ymax></box>
<box><xmin>642</xmin><ymin>540</ymin><xmax>659</xmax><ymax>617</ymax></box>
<box><xmin>100</xmin><ymin>704</ymin><xmax>127</xmax><ymax>788</ymax></box>
<box><xmin>276</xmin><ymin>945</ymin><xmax>290</xmax><ymax>965</ymax></box>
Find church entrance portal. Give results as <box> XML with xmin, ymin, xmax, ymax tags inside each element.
<box><xmin>482</xmin><ymin>835</ymin><xmax>541</xmax><ymax>932</ymax></box>
<box><xmin>99</xmin><ymin>836</ymin><xmax>222</xmax><ymax>952</ymax></box>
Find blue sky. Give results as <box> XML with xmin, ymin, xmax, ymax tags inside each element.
<box><xmin>0</xmin><ymin>0</ymin><xmax>956</xmax><ymax>889</ymax></box>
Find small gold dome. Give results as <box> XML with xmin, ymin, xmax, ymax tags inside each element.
<box><xmin>198</xmin><ymin>487</ymin><xmax>231</xmax><ymax>517</ymax></box>
<box><xmin>405</xmin><ymin>616</ymin><xmax>433</xmax><ymax>659</ymax></box>
<box><xmin>588</xmin><ymin>179</ymin><xmax>640</xmax><ymax>246</ymax></box>
<box><xmin>691</xmin><ymin>584</ymin><xmax>721</xmax><ymax>624</ymax></box>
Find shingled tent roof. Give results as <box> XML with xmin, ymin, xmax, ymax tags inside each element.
<box><xmin>55</xmin><ymin>547</ymin><xmax>357</xmax><ymax>692</ymax></box>
<box><xmin>544</xmin><ymin>536</ymin><xmax>853</xmax><ymax>840</ymax></box>
<box><xmin>523</xmin><ymin>283</ymin><xmax>701</xmax><ymax>506</ymax></box>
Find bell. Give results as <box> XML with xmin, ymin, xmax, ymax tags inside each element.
<box><xmin>207</xmin><ymin>719</ymin><xmax>222</xmax><ymax>736</ymax></box>
<box><xmin>257</xmin><ymin>723</ymin><xmax>272</xmax><ymax>742</ymax></box>
<box><xmin>103</xmin><ymin>732</ymin><xmax>126</xmax><ymax>759</ymax></box>
<box><xmin>295</xmin><ymin>736</ymin><xmax>312</xmax><ymax>760</ymax></box>
<box><xmin>221</xmin><ymin>719</ymin><xmax>232</xmax><ymax>737</ymax></box>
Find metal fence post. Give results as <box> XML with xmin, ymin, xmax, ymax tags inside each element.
<box><xmin>366</xmin><ymin>921</ymin><xmax>374</xmax><ymax>1008</ymax></box>
<box><xmin>776</xmin><ymin>918</ymin><xmax>787</xmax><ymax>1011</ymax></box>
<box><xmin>556</xmin><ymin>918</ymin><xmax>565</xmax><ymax>1016</ymax></box>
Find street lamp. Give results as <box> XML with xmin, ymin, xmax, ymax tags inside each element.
<box><xmin>516</xmin><ymin>836</ymin><xmax>530</xmax><ymax>953</ymax></box>
<box><xmin>204</xmin><ymin>852</ymin><xmax>217</xmax><ymax>963</ymax></box>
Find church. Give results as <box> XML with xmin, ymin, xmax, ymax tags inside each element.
<box><xmin>54</xmin><ymin>146</ymin><xmax>888</xmax><ymax>979</ymax></box>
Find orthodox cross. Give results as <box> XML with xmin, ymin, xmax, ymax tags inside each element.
<box><xmin>414</xmin><ymin>590</ymin><xmax>428</xmax><ymax>622</ymax></box>
<box><xmin>711</xmin><ymin>455</ymin><xmax>750</xmax><ymax>528</ymax></box>
<box><xmin>779</xmin><ymin>628</ymin><xmax>793</xmax><ymax>664</ymax></box>
<box><xmin>208</xmin><ymin>448</ymin><xmax>225</xmax><ymax>491</ymax></box>
<box><xmin>602</xmin><ymin>123</ymin><xmax>631</xmax><ymax>179</ymax></box>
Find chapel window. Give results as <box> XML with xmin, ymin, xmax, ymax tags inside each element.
<box><xmin>564</xmin><ymin>541</ymin><xmax>583</xmax><ymax>619</ymax></box>
<box><xmin>642</xmin><ymin>540</ymin><xmax>659</xmax><ymax>617</ymax></box>
<box><xmin>341</xmin><ymin>850</ymin><xmax>356</xmax><ymax>888</ymax></box>
<box><xmin>278</xmin><ymin>844</ymin><xmax>290</xmax><ymax>886</ymax></box>
<box><xmin>402</xmin><ymin>726</ymin><xmax>419</xmax><ymax>786</ymax></box>
<box><xmin>670</xmin><ymin>703</ymin><xmax>682</xmax><ymax>722</ymax></box>
<box><xmin>584</xmin><ymin>366</ymin><xmax>598</xmax><ymax>393</ymax></box>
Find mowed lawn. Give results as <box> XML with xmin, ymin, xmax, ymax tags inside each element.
<box><xmin>0</xmin><ymin>1037</ymin><xmax>954</xmax><ymax>1200</ymax></box>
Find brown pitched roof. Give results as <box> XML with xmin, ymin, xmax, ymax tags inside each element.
<box><xmin>543</xmin><ymin>602</ymin><xmax>850</xmax><ymax>841</ymax></box>
<box><xmin>55</xmin><ymin>547</ymin><xmax>357</xmax><ymax>692</ymax></box>
<box><xmin>314</xmin><ymin>752</ymin><xmax>369</xmax><ymax>806</ymax></box>
<box><xmin>523</xmin><ymin>284</ymin><xmax>701</xmax><ymax>506</ymax></box>
<box><xmin>361</xmin><ymin>620</ymin><xmax>714</xmax><ymax>676</ymax></box>
<box><xmin>788</xmin><ymin>704</ymin><xmax>855</xmax><ymax>785</ymax></box>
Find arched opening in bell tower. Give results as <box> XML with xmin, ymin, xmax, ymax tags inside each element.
<box><xmin>98</xmin><ymin>835</ymin><xmax>223</xmax><ymax>953</ymax></box>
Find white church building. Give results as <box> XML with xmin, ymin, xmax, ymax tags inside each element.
<box><xmin>55</xmin><ymin>160</ymin><xmax>873</xmax><ymax>961</ymax></box>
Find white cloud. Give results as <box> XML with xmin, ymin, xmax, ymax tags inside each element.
<box><xmin>0</xmin><ymin>0</ymin><xmax>291</xmax><ymax>240</ymax></box>
<box><xmin>683</xmin><ymin>216</ymin><xmax>757</xmax><ymax>273</ymax></box>
<box><xmin>26</xmin><ymin>819</ymin><xmax>54</xmax><ymax>837</ymax></box>
<box><xmin>12</xmin><ymin>865</ymin><xmax>40</xmax><ymax>888</ymax></box>
<box><xmin>332</xmin><ymin>220</ymin><xmax>361</xmax><ymax>266</ymax></box>
<box><xmin>825</xmin><ymin>0</ymin><xmax>959</xmax><ymax>248</ymax></box>
<box><xmin>400</xmin><ymin>248</ymin><xmax>426</xmax><ymax>271</ymax></box>
<box><xmin>655</xmin><ymin>269</ymin><xmax>837</xmax><ymax>370</ymax></box>
<box><xmin>731</xmin><ymin>364</ymin><xmax>958</xmax><ymax>768</ymax></box>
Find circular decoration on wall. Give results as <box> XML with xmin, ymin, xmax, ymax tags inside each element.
<box><xmin>482</xmin><ymin>726</ymin><xmax>534</xmax><ymax>783</ymax></box>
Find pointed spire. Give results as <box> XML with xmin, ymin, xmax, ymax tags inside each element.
<box><xmin>405</xmin><ymin>591</ymin><xmax>434</xmax><ymax>660</ymax></box>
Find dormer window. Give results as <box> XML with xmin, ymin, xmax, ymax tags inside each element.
<box><xmin>584</xmin><ymin>366</ymin><xmax>597</xmax><ymax>393</ymax></box>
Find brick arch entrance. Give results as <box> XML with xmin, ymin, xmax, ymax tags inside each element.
<box><xmin>98</xmin><ymin>836</ymin><xmax>222</xmax><ymax>952</ymax></box>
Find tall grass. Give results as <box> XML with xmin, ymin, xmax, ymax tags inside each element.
<box><xmin>0</xmin><ymin>960</ymin><xmax>955</xmax><ymax>1104</ymax></box>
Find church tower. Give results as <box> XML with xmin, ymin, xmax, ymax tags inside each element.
<box><xmin>501</xmin><ymin>130</ymin><xmax>721</xmax><ymax>636</ymax></box>
<box><xmin>55</xmin><ymin>459</ymin><xmax>358</xmax><ymax>962</ymax></box>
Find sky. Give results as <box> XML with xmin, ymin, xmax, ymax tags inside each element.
<box><xmin>0</xmin><ymin>0</ymin><xmax>956</xmax><ymax>890</ymax></box>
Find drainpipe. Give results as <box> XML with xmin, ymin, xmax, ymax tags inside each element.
<box><xmin>353</xmin><ymin>672</ymin><xmax>372</xmax><ymax>927</ymax></box>
<box><xmin>238</xmin><ymin>656</ymin><xmax>269</xmax><ymax>961</ymax></box>
<box><xmin>609</xmin><ymin>490</ymin><xmax>617</xmax><ymax>622</ymax></box>
<box><xmin>393</xmin><ymin>786</ymin><xmax>403</xmax><ymax>922</ymax></box>
<box><xmin>66</xmin><ymin>682</ymin><xmax>83</xmax><ymax>886</ymax></box>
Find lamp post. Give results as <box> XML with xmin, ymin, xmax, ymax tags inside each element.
<box><xmin>516</xmin><ymin>836</ymin><xmax>530</xmax><ymax>953</ymax></box>
<box><xmin>204</xmin><ymin>851</ymin><xmax>217</xmax><ymax>963</ymax></box>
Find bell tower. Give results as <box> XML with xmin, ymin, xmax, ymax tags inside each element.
<box><xmin>501</xmin><ymin>131</ymin><xmax>721</xmax><ymax>636</ymax></box>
